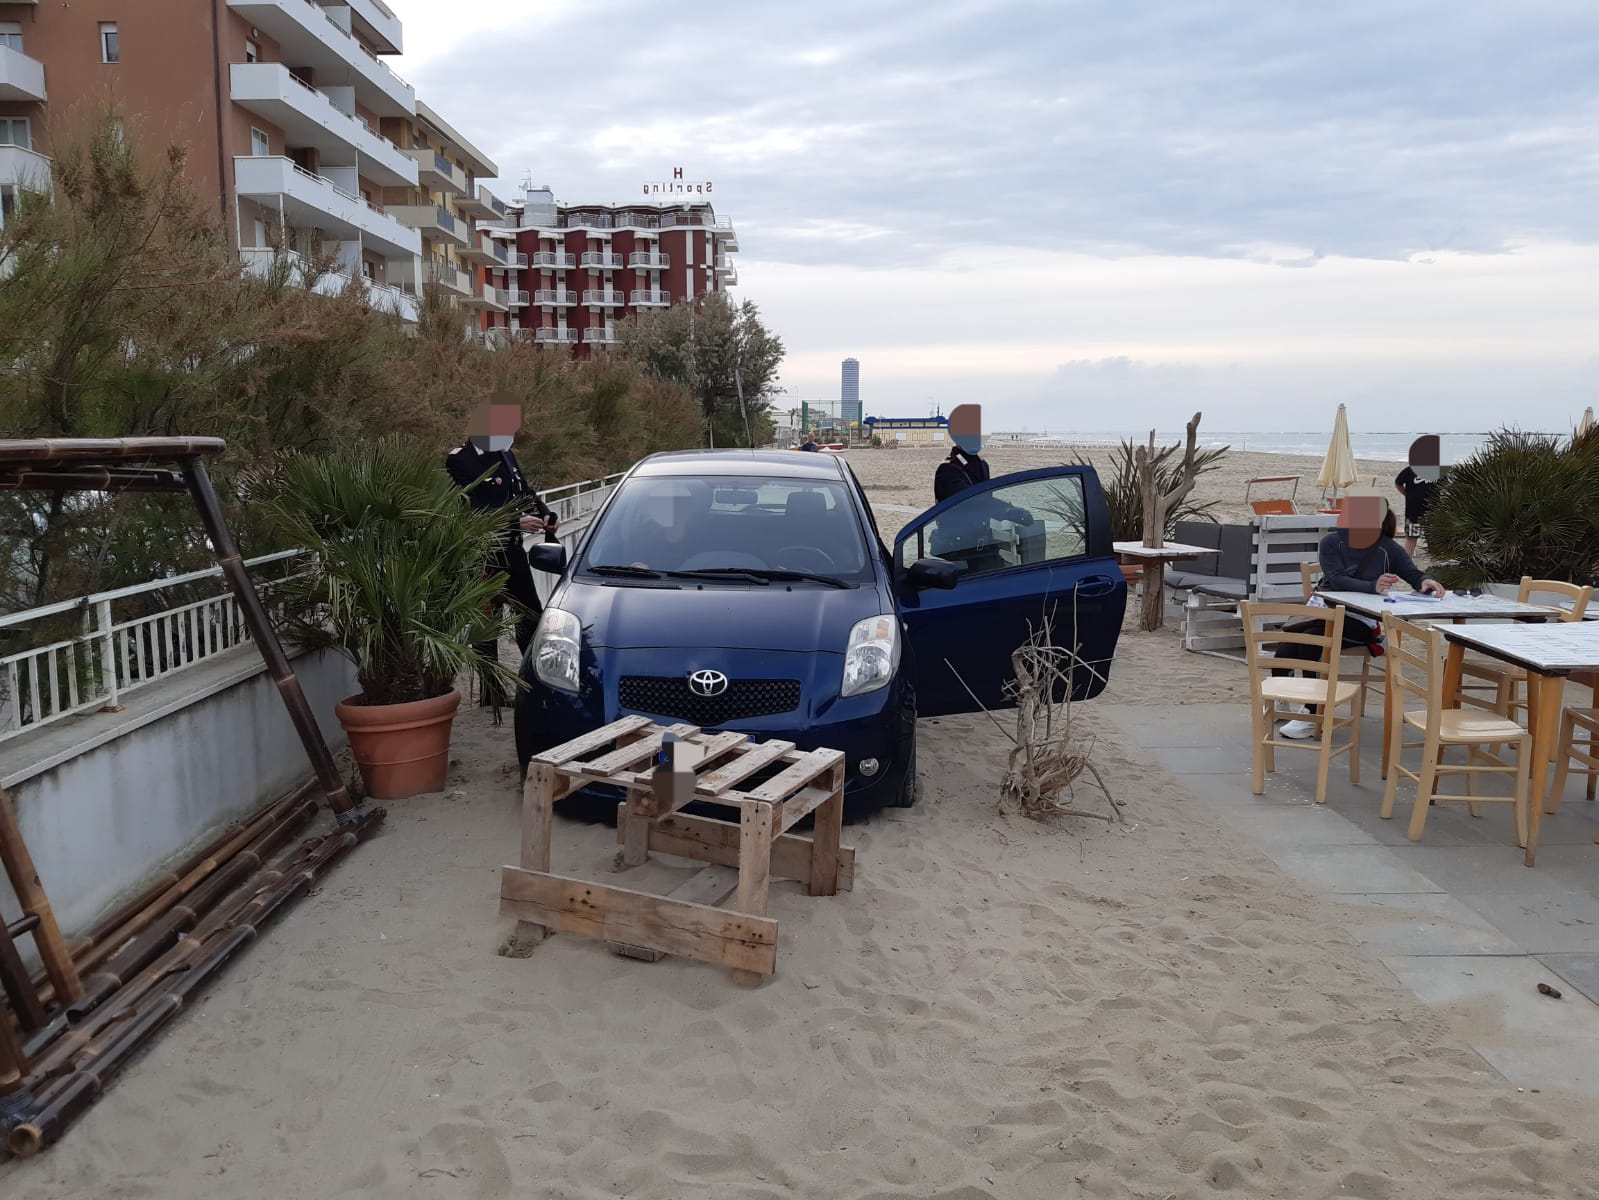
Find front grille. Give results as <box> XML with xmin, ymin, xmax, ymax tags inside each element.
<box><xmin>617</xmin><ymin>676</ymin><xmax>801</xmax><ymax>726</ymax></box>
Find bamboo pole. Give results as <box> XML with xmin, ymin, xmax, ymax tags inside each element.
<box><xmin>0</xmin><ymin>786</ymin><xmax>81</xmax><ymax>1004</ymax></box>
<box><xmin>0</xmin><ymin>1004</ymin><xmax>33</xmax><ymax>1128</ymax></box>
<box><xmin>9</xmin><ymin>808</ymin><xmax>385</xmax><ymax>1157</ymax></box>
<box><xmin>181</xmin><ymin>458</ymin><xmax>355</xmax><ymax>826</ymax></box>
<box><xmin>0</xmin><ymin>915</ymin><xmax>47</xmax><ymax>1031</ymax></box>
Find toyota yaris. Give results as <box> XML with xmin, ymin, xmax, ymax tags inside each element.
<box><xmin>515</xmin><ymin>449</ymin><xmax>1125</xmax><ymax>819</ymax></box>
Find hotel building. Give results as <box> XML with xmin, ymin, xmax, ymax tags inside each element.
<box><xmin>0</xmin><ymin>0</ymin><xmax>506</xmax><ymax>328</ymax></box>
<box><xmin>491</xmin><ymin>186</ymin><xmax>739</xmax><ymax>353</ymax></box>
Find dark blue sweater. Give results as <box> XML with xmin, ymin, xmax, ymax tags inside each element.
<box><xmin>1318</xmin><ymin>531</ymin><xmax>1430</xmax><ymax>593</ymax></box>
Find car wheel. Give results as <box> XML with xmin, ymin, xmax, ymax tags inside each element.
<box><xmin>890</xmin><ymin>722</ymin><xmax>919</xmax><ymax>808</ymax></box>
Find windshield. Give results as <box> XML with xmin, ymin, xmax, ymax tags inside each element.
<box><xmin>581</xmin><ymin>474</ymin><xmax>871</xmax><ymax>584</ymax></box>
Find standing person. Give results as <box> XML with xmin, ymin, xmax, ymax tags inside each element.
<box><xmin>933</xmin><ymin>403</ymin><xmax>991</xmax><ymax>502</ymax></box>
<box><xmin>1275</xmin><ymin>493</ymin><xmax>1445</xmax><ymax>739</ymax></box>
<box><xmin>1394</xmin><ymin>434</ymin><xmax>1442</xmax><ymax>555</ymax></box>
<box><xmin>446</xmin><ymin>399</ymin><xmax>558</xmax><ymax>708</ymax></box>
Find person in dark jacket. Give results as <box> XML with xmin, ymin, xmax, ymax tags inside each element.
<box><xmin>1275</xmin><ymin>494</ymin><xmax>1444</xmax><ymax>738</ymax></box>
<box><xmin>1394</xmin><ymin>434</ymin><xmax>1443</xmax><ymax>554</ymax></box>
<box><xmin>446</xmin><ymin>400</ymin><xmax>558</xmax><ymax>706</ymax></box>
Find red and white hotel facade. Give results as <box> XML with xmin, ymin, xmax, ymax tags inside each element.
<box><xmin>483</xmin><ymin>187</ymin><xmax>738</xmax><ymax>352</ymax></box>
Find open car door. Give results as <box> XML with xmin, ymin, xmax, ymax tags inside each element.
<box><xmin>892</xmin><ymin>465</ymin><xmax>1126</xmax><ymax>718</ymax></box>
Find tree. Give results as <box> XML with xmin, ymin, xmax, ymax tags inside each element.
<box><xmin>619</xmin><ymin>292</ymin><xmax>784</xmax><ymax>447</ymax></box>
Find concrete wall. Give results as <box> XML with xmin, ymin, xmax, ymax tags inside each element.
<box><xmin>1</xmin><ymin>647</ymin><xmax>356</xmax><ymax>941</ymax></box>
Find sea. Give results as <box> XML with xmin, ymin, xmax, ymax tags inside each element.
<box><xmin>986</xmin><ymin>431</ymin><xmax>1555</xmax><ymax>463</ymax></box>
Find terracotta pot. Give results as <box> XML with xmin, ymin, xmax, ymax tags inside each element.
<box><xmin>335</xmin><ymin>689</ymin><xmax>462</xmax><ymax>800</ymax></box>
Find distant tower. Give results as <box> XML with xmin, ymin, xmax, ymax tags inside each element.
<box><xmin>840</xmin><ymin>358</ymin><xmax>861</xmax><ymax>429</ymax></box>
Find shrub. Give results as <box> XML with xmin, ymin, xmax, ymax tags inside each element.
<box><xmin>1070</xmin><ymin>438</ymin><xmax>1228</xmax><ymax>542</ymax></box>
<box><xmin>1424</xmin><ymin>429</ymin><xmax>1599</xmax><ymax>587</ymax></box>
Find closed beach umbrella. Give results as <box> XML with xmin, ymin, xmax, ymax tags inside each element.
<box><xmin>1579</xmin><ymin>407</ymin><xmax>1595</xmax><ymax>438</ymax></box>
<box><xmin>1317</xmin><ymin>404</ymin><xmax>1358</xmax><ymax>492</ymax></box>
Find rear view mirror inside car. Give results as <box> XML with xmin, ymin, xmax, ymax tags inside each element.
<box><xmin>714</xmin><ymin>488</ymin><xmax>759</xmax><ymax>507</ymax></box>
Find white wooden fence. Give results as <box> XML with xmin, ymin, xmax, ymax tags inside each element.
<box><xmin>0</xmin><ymin>469</ymin><xmax>627</xmax><ymax>743</ymax></box>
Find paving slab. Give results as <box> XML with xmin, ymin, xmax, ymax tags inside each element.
<box><xmin>1211</xmin><ymin>801</ymin><xmax>1379</xmax><ymax>849</ymax></box>
<box><xmin>1457</xmin><ymin>889</ymin><xmax>1599</xmax><ymax>955</ymax></box>
<box><xmin>1381</xmin><ymin>954</ymin><xmax>1599</xmax><ymax>1041</ymax></box>
<box><xmin>1340</xmin><ymin>893</ymin><xmax>1523</xmax><ymax>957</ymax></box>
<box><xmin>1266</xmin><ymin>844</ymin><xmax>1444</xmax><ymax>895</ymax></box>
<box><xmin>1472</xmin><ymin>1041</ymin><xmax>1599</xmax><ymax>1094</ymax></box>
<box><xmin>1149</xmin><ymin>745</ymin><xmax>1256</xmax><ymax>776</ymax></box>
<box><xmin>1536</xmin><ymin>954</ymin><xmax>1599</xmax><ymax>1006</ymax></box>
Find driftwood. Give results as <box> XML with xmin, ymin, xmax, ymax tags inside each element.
<box><xmin>1132</xmin><ymin>412</ymin><xmax>1202</xmax><ymax>631</ymax></box>
<box><xmin>946</xmin><ymin>612</ymin><xmax>1122</xmax><ymax>823</ymax></box>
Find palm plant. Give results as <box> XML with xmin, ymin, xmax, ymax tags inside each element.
<box><xmin>1425</xmin><ymin>429</ymin><xmax>1599</xmax><ymax>587</ymax></box>
<box><xmin>1070</xmin><ymin>438</ymin><xmax>1228</xmax><ymax>542</ymax></box>
<box><xmin>265</xmin><ymin>440</ymin><xmax>522</xmax><ymax>706</ymax></box>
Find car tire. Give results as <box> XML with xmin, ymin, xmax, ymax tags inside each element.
<box><xmin>890</xmin><ymin>723</ymin><xmax>918</xmax><ymax>808</ymax></box>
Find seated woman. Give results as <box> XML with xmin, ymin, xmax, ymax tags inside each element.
<box><xmin>1276</xmin><ymin>495</ymin><xmax>1445</xmax><ymax>739</ymax></box>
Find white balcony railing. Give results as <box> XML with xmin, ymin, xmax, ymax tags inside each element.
<box><xmin>507</xmin><ymin>289</ymin><xmax>530</xmax><ymax>307</ymax></box>
<box><xmin>233</xmin><ymin>155</ymin><xmax>421</xmax><ymax>257</ymax></box>
<box><xmin>628</xmin><ymin>251</ymin><xmax>670</xmax><ymax>269</ymax></box>
<box><xmin>534</xmin><ymin>289</ymin><xmax>576</xmax><ymax>306</ymax></box>
<box><xmin>0</xmin><ymin>44</ymin><xmax>48</xmax><ymax>102</ymax></box>
<box><xmin>229</xmin><ymin>62</ymin><xmax>416</xmax><ymax>187</ymax></box>
<box><xmin>240</xmin><ymin>246</ymin><xmax>419</xmax><ymax>323</ymax></box>
<box><xmin>534</xmin><ymin>327</ymin><xmax>578</xmax><ymax>344</ymax></box>
<box><xmin>579</xmin><ymin>252</ymin><xmax>622</xmax><ymax>270</ymax></box>
<box><xmin>0</xmin><ymin>144</ymin><xmax>53</xmax><ymax>194</ymax></box>
<box><xmin>505</xmin><ymin>251</ymin><xmax>530</xmax><ymax>270</ymax></box>
<box><xmin>582</xmin><ymin>289</ymin><xmax>626</xmax><ymax>306</ymax></box>
<box><xmin>226</xmin><ymin>0</ymin><xmax>414</xmax><ymax>115</ymax></box>
<box><xmin>530</xmin><ymin>251</ymin><xmax>574</xmax><ymax>269</ymax></box>
<box><xmin>630</xmin><ymin>289</ymin><xmax>670</xmax><ymax>306</ymax></box>
<box><xmin>583</xmin><ymin>327</ymin><xmax>616</xmax><ymax>344</ymax></box>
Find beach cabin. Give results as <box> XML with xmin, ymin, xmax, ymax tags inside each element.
<box><xmin>862</xmin><ymin>415</ymin><xmax>949</xmax><ymax>446</ymax></box>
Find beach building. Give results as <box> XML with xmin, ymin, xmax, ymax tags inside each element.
<box><xmin>841</xmin><ymin>358</ymin><xmax>861</xmax><ymax>430</ymax></box>
<box><xmin>0</xmin><ymin>0</ymin><xmax>506</xmax><ymax>330</ymax></box>
<box><xmin>863</xmin><ymin>414</ymin><xmax>949</xmax><ymax>446</ymax></box>
<box><xmin>489</xmin><ymin>186</ymin><xmax>740</xmax><ymax>356</ymax></box>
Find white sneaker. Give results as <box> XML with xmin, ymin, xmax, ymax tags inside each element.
<box><xmin>1279</xmin><ymin>718</ymin><xmax>1317</xmax><ymax>740</ymax></box>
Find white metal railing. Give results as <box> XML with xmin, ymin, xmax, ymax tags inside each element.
<box><xmin>583</xmin><ymin>326</ymin><xmax>615</xmax><ymax>344</ymax></box>
<box><xmin>530</xmin><ymin>251</ymin><xmax>574</xmax><ymax>269</ymax></box>
<box><xmin>579</xmin><ymin>252</ymin><xmax>621</xmax><ymax>270</ymax></box>
<box><xmin>286</xmin><ymin>0</ymin><xmax>413</xmax><ymax>95</ymax></box>
<box><xmin>508</xmin><ymin>289</ymin><xmax>530</xmax><ymax>306</ymax></box>
<box><xmin>535</xmin><ymin>327</ymin><xmax>577</xmax><ymax>343</ymax></box>
<box><xmin>505</xmin><ymin>251</ymin><xmax>529</xmax><ymax>269</ymax></box>
<box><xmin>582</xmin><ymin>289</ymin><xmax>626</xmax><ymax>305</ymax></box>
<box><xmin>628</xmin><ymin>252</ymin><xmax>669</xmax><ymax>268</ymax></box>
<box><xmin>534</xmin><ymin>289</ymin><xmax>575</xmax><ymax>305</ymax></box>
<box><xmin>0</xmin><ymin>551</ymin><xmax>309</xmax><ymax>742</ymax></box>
<box><xmin>630</xmin><ymin>289</ymin><xmax>669</xmax><ymax>305</ymax></box>
<box><xmin>0</xmin><ymin>469</ymin><xmax>630</xmax><ymax>742</ymax></box>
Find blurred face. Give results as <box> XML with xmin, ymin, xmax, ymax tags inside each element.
<box><xmin>641</xmin><ymin>481</ymin><xmax>702</xmax><ymax>541</ymax></box>
<box><xmin>1339</xmin><ymin>495</ymin><xmax>1387</xmax><ymax>549</ymax></box>
<box><xmin>1408</xmin><ymin>434</ymin><xmax>1441</xmax><ymax>483</ymax></box>
<box><xmin>466</xmin><ymin>400</ymin><xmax>521</xmax><ymax>451</ymax></box>
<box><xmin>949</xmin><ymin>403</ymin><xmax>982</xmax><ymax>454</ymax></box>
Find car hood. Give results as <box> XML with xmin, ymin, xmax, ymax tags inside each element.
<box><xmin>558</xmin><ymin>579</ymin><xmax>889</xmax><ymax>651</ymax></box>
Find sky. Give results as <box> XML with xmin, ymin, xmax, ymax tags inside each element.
<box><xmin>387</xmin><ymin>0</ymin><xmax>1599</xmax><ymax>433</ymax></box>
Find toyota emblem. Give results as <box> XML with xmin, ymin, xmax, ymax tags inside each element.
<box><xmin>688</xmin><ymin>669</ymin><xmax>729</xmax><ymax>697</ymax></box>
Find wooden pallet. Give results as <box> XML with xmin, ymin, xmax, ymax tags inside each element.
<box><xmin>499</xmin><ymin>717</ymin><xmax>853</xmax><ymax>984</ymax></box>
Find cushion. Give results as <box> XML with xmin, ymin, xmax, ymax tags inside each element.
<box><xmin>1172</xmin><ymin>521</ymin><xmax>1222</xmax><ymax>577</ymax></box>
<box><xmin>1215</xmin><ymin>524</ymin><xmax>1255</xmax><ymax>582</ymax></box>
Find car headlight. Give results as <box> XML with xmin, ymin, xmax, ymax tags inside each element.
<box><xmin>531</xmin><ymin>608</ymin><xmax>582</xmax><ymax>693</ymax></box>
<box><xmin>841</xmin><ymin>614</ymin><xmax>900</xmax><ymax>698</ymax></box>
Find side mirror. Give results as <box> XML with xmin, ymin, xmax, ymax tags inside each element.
<box><xmin>528</xmin><ymin>542</ymin><xmax>567</xmax><ymax>574</ymax></box>
<box><xmin>903</xmin><ymin>557</ymin><xmax>958</xmax><ymax>591</ymax></box>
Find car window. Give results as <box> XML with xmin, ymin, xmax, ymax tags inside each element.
<box><xmin>581</xmin><ymin>474</ymin><xmax>871</xmax><ymax>582</ymax></box>
<box><xmin>896</xmin><ymin>475</ymin><xmax>1089</xmax><ymax>579</ymax></box>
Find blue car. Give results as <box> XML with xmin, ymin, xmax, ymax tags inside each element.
<box><xmin>515</xmin><ymin>449</ymin><xmax>1125</xmax><ymax>818</ymax></box>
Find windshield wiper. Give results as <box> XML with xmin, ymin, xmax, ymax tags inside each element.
<box><xmin>669</xmin><ymin>567</ymin><xmax>849</xmax><ymax>589</ymax></box>
<box><xmin>587</xmin><ymin>564</ymin><xmax>664</xmax><ymax>578</ymax></box>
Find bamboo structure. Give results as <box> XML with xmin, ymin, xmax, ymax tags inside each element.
<box><xmin>0</xmin><ymin>786</ymin><xmax>82</xmax><ymax>1007</ymax></box>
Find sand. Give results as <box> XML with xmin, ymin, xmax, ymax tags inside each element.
<box><xmin>11</xmin><ymin>447</ymin><xmax>1599</xmax><ymax>1198</ymax></box>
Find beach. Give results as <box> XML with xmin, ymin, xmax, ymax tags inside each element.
<box><xmin>14</xmin><ymin>446</ymin><xmax>1599</xmax><ymax>1199</ymax></box>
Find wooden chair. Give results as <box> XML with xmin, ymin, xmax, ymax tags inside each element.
<box><xmin>1241</xmin><ymin>601</ymin><xmax>1363</xmax><ymax>806</ymax></box>
<box><xmin>1298</xmin><ymin>561</ymin><xmax>1383</xmax><ymax>714</ymax></box>
<box><xmin>1379</xmin><ymin>615</ymin><xmax>1532</xmax><ymax>846</ymax></box>
<box><xmin>1457</xmin><ymin>577</ymin><xmax>1592</xmax><ymax>718</ymax></box>
<box><xmin>1551</xmin><ymin>704</ymin><xmax>1599</xmax><ymax>805</ymax></box>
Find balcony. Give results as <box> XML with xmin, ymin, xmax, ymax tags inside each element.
<box><xmin>579</xmin><ymin>251</ymin><xmax>622</xmax><ymax>270</ymax></box>
<box><xmin>387</xmin><ymin>203</ymin><xmax>468</xmax><ymax>248</ymax></box>
<box><xmin>233</xmin><ymin>155</ymin><xmax>420</xmax><ymax>257</ymax></box>
<box><xmin>658</xmin><ymin>212</ymin><xmax>734</xmax><ymax>233</ymax></box>
<box><xmin>472</xmin><ymin>283</ymin><xmax>508</xmax><ymax>312</ymax></box>
<box><xmin>0</xmin><ymin>145</ymin><xmax>52</xmax><ymax>196</ymax></box>
<box><xmin>628</xmin><ymin>251</ymin><xmax>670</xmax><ymax>269</ymax></box>
<box><xmin>230</xmin><ymin>63</ymin><xmax>416</xmax><ymax>187</ymax></box>
<box><xmin>340</xmin><ymin>0</ymin><xmax>404</xmax><ymax>54</ymax></box>
<box><xmin>534</xmin><ymin>289</ymin><xmax>576</xmax><ymax>307</ymax></box>
<box><xmin>507</xmin><ymin>289</ymin><xmax>529</xmax><ymax>307</ymax></box>
<box><xmin>457</xmin><ymin>230</ymin><xmax>497</xmax><ymax>265</ymax></box>
<box><xmin>240</xmin><ymin>245</ymin><xmax>419</xmax><ymax>322</ymax></box>
<box><xmin>403</xmin><ymin>146</ymin><xmax>466</xmax><ymax>194</ymax></box>
<box><xmin>534</xmin><ymin>327</ymin><xmax>577</xmax><ymax>345</ymax></box>
<box><xmin>612</xmin><ymin>213</ymin><xmax>656</xmax><ymax>231</ymax></box>
<box><xmin>0</xmin><ymin>44</ymin><xmax>47</xmax><ymax>102</ymax></box>
<box><xmin>582</xmin><ymin>289</ymin><xmax>627</xmax><ymax>307</ymax></box>
<box><xmin>563</xmin><ymin>211</ymin><xmax>614</xmax><ymax>229</ymax></box>
<box><xmin>530</xmin><ymin>250</ymin><xmax>574</xmax><ymax>270</ymax></box>
<box><xmin>630</xmin><ymin>289</ymin><xmax>670</xmax><ymax>307</ymax></box>
<box><xmin>715</xmin><ymin>256</ymin><xmax>738</xmax><ymax>284</ymax></box>
<box><xmin>227</xmin><ymin>0</ymin><xmax>415</xmax><ymax>117</ymax></box>
<box><xmin>424</xmin><ymin>257</ymin><xmax>472</xmax><ymax>295</ymax></box>
<box><xmin>457</xmin><ymin>185</ymin><xmax>505</xmax><ymax>221</ymax></box>
<box><xmin>583</xmin><ymin>327</ymin><xmax>616</xmax><ymax>345</ymax></box>
<box><xmin>504</xmin><ymin>251</ymin><xmax>529</xmax><ymax>270</ymax></box>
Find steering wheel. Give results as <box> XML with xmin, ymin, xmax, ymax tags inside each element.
<box><xmin>773</xmin><ymin>545</ymin><xmax>837</xmax><ymax>573</ymax></box>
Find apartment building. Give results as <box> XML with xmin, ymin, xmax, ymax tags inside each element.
<box><xmin>0</xmin><ymin>0</ymin><xmax>505</xmax><ymax>329</ymax></box>
<box><xmin>493</xmin><ymin>187</ymin><xmax>739</xmax><ymax>354</ymax></box>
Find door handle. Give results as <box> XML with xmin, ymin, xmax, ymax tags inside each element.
<box><xmin>1075</xmin><ymin>575</ymin><xmax>1118</xmax><ymax>597</ymax></box>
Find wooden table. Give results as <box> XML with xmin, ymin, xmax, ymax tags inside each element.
<box><xmin>1439</xmin><ymin>623</ymin><xmax>1599</xmax><ymax>866</ymax></box>
<box><xmin>1113</xmin><ymin>541</ymin><xmax>1221</xmax><ymax>632</ymax></box>
<box><xmin>1317</xmin><ymin>590</ymin><xmax>1561</xmax><ymax>780</ymax></box>
<box><xmin>499</xmin><ymin>717</ymin><xmax>852</xmax><ymax>983</ymax></box>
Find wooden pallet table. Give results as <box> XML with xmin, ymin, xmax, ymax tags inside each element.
<box><xmin>499</xmin><ymin>717</ymin><xmax>853</xmax><ymax>984</ymax></box>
